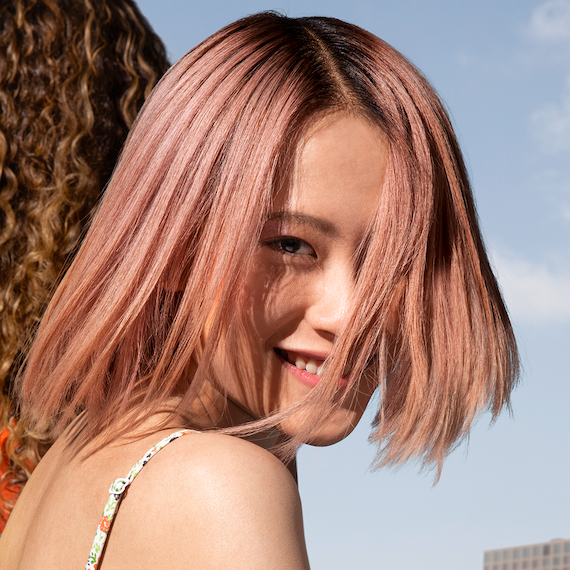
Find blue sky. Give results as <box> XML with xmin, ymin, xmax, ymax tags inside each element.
<box><xmin>135</xmin><ymin>1</ymin><xmax>570</xmax><ymax>568</ymax></box>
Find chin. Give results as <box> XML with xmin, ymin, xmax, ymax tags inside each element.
<box><xmin>278</xmin><ymin>409</ymin><xmax>364</xmax><ymax>447</ymax></box>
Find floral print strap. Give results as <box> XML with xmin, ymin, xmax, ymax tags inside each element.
<box><xmin>85</xmin><ymin>429</ymin><xmax>198</xmax><ymax>570</ymax></box>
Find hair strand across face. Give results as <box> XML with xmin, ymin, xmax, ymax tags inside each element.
<box><xmin>15</xmin><ymin>12</ymin><xmax>519</xmax><ymax>475</ymax></box>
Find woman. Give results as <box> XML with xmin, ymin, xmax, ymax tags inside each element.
<box><xmin>0</xmin><ymin>12</ymin><xmax>518</xmax><ymax>569</ymax></box>
<box><xmin>0</xmin><ymin>0</ymin><xmax>170</xmax><ymax>528</ymax></box>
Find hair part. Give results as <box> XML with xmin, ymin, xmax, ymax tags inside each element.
<box><xmin>16</xmin><ymin>12</ymin><xmax>519</xmax><ymax>476</ymax></box>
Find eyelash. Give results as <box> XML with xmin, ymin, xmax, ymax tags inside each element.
<box><xmin>264</xmin><ymin>236</ymin><xmax>317</xmax><ymax>258</ymax></box>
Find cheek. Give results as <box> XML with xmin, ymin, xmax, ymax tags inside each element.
<box><xmin>239</xmin><ymin>266</ymin><xmax>271</xmax><ymax>343</ymax></box>
<box><xmin>240</xmin><ymin>261</ymin><xmax>306</xmax><ymax>343</ymax></box>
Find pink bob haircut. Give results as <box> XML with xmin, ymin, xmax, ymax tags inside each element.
<box><xmin>17</xmin><ymin>12</ymin><xmax>519</xmax><ymax>471</ymax></box>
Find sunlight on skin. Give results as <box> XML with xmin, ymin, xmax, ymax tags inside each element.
<box><xmin>199</xmin><ymin>113</ymin><xmax>389</xmax><ymax>446</ymax></box>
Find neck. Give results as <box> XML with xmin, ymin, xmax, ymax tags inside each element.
<box><xmin>176</xmin><ymin>380</ymin><xmax>299</xmax><ymax>482</ymax></box>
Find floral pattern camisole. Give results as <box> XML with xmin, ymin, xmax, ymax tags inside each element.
<box><xmin>85</xmin><ymin>429</ymin><xmax>198</xmax><ymax>570</ymax></box>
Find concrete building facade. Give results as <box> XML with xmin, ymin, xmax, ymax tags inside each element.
<box><xmin>484</xmin><ymin>539</ymin><xmax>570</xmax><ymax>570</ymax></box>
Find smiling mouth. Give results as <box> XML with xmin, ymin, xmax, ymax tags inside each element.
<box><xmin>274</xmin><ymin>348</ymin><xmax>325</xmax><ymax>376</ymax></box>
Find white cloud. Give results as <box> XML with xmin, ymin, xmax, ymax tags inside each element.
<box><xmin>528</xmin><ymin>0</ymin><xmax>570</xmax><ymax>42</ymax></box>
<box><xmin>490</xmin><ymin>251</ymin><xmax>570</xmax><ymax>325</ymax></box>
<box><xmin>531</xmin><ymin>75</ymin><xmax>570</xmax><ymax>154</ymax></box>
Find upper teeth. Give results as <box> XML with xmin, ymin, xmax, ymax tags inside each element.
<box><xmin>287</xmin><ymin>351</ymin><xmax>324</xmax><ymax>376</ymax></box>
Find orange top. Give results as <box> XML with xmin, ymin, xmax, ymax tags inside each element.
<box><xmin>0</xmin><ymin>425</ymin><xmax>24</xmax><ymax>533</ymax></box>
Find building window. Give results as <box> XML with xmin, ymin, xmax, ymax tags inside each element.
<box><xmin>533</xmin><ymin>561</ymin><xmax>540</xmax><ymax>569</ymax></box>
<box><xmin>522</xmin><ymin>562</ymin><xmax>528</xmax><ymax>569</ymax></box>
<box><xmin>514</xmin><ymin>563</ymin><xmax>519</xmax><ymax>569</ymax></box>
<box><xmin>544</xmin><ymin>560</ymin><xmax>551</xmax><ymax>567</ymax></box>
<box><xmin>486</xmin><ymin>554</ymin><xmax>492</xmax><ymax>563</ymax></box>
<box><xmin>554</xmin><ymin>558</ymin><xmax>561</xmax><ymax>566</ymax></box>
<box><xmin>564</xmin><ymin>557</ymin><xmax>570</xmax><ymax>564</ymax></box>
<box><xmin>524</xmin><ymin>549</ymin><xmax>531</xmax><ymax>559</ymax></box>
<box><xmin>555</xmin><ymin>545</ymin><xmax>562</xmax><ymax>555</ymax></box>
<box><xmin>535</xmin><ymin>547</ymin><xmax>543</xmax><ymax>557</ymax></box>
<box><xmin>565</xmin><ymin>543</ymin><xmax>570</xmax><ymax>554</ymax></box>
<box><xmin>515</xmin><ymin>551</ymin><xmax>521</xmax><ymax>560</ymax></box>
<box><xmin>495</xmin><ymin>552</ymin><xmax>502</xmax><ymax>562</ymax></box>
<box><xmin>505</xmin><ymin>552</ymin><xmax>511</xmax><ymax>561</ymax></box>
<box><xmin>545</xmin><ymin>546</ymin><xmax>552</xmax><ymax>556</ymax></box>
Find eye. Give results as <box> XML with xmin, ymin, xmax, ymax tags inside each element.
<box><xmin>266</xmin><ymin>237</ymin><xmax>317</xmax><ymax>257</ymax></box>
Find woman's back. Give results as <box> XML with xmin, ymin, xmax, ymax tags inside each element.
<box><xmin>0</xmin><ymin>426</ymin><xmax>310</xmax><ymax>570</ymax></box>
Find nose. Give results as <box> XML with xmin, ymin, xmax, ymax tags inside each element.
<box><xmin>304</xmin><ymin>266</ymin><xmax>354</xmax><ymax>340</ymax></box>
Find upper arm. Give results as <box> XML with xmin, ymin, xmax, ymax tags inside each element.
<box><xmin>109</xmin><ymin>433</ymin><xmax>311</xmax><ymax>570</ymax></box>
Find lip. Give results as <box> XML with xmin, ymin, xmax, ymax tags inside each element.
<box><xmin>274</xmin><ymin>348</ymin><xmax>348</xmax><ymax>390</ymax></box>
<box><xmin>276</xmin><ymin>347</ymin><xmax>330</xmax><ymax>362</ymax></box>
<box><xmin>275</xmin><ymin>349</ymin><xmax>322</xmax><ymax>388</ymax></box>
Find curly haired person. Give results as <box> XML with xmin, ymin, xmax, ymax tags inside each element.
<box><xmin>0</xmin><ymin>0</ymin><xmax>170</xmax><ymax>531</ymax></box>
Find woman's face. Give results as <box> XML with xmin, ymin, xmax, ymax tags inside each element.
<box><xmin>211</xmin><ymin>112</ymin><xmax>389</xmax><ymax>445</ymax></box>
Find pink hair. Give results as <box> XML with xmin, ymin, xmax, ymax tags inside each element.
<box><xmin>17</xmin><ymin>13</ymin><xmax>519</xmax><ymax>471</ymax></box>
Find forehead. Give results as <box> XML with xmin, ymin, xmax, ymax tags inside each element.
<box><xmin>273</xmin><ymin>113</ymin><xmax>388</xmax><ymax>240</ymax></box>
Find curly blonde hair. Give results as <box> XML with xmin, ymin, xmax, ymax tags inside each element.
<box><xmin>0</xmin><ymin>0</ymin><xmax>169</xmax><ymax>523</ymax></box>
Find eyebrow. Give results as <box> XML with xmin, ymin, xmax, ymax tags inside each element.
<box><xmin>265</xmin><ymin>211</ymin><xmax>339</xmax><ymax>237</ymax></box>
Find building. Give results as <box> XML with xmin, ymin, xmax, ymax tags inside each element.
<box><xmin>484</xmin><ymin>539</ymin><xmax>570</xmax><ymax>570</ymax></box>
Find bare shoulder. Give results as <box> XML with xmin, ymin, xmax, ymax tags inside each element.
<box><xmin>165</xmin><ymin>432</ymin><xmax>302</xmax><ymax>517</ymax></box>
<box><xmin>106</xmin><ymin>433</ymin><xmax>310</xmax><ymax>570</ymax></box>
<box><xmin>177</xmin><ymin>431</ymin><xmax>294</xmax><ymax>480</ymax></box>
